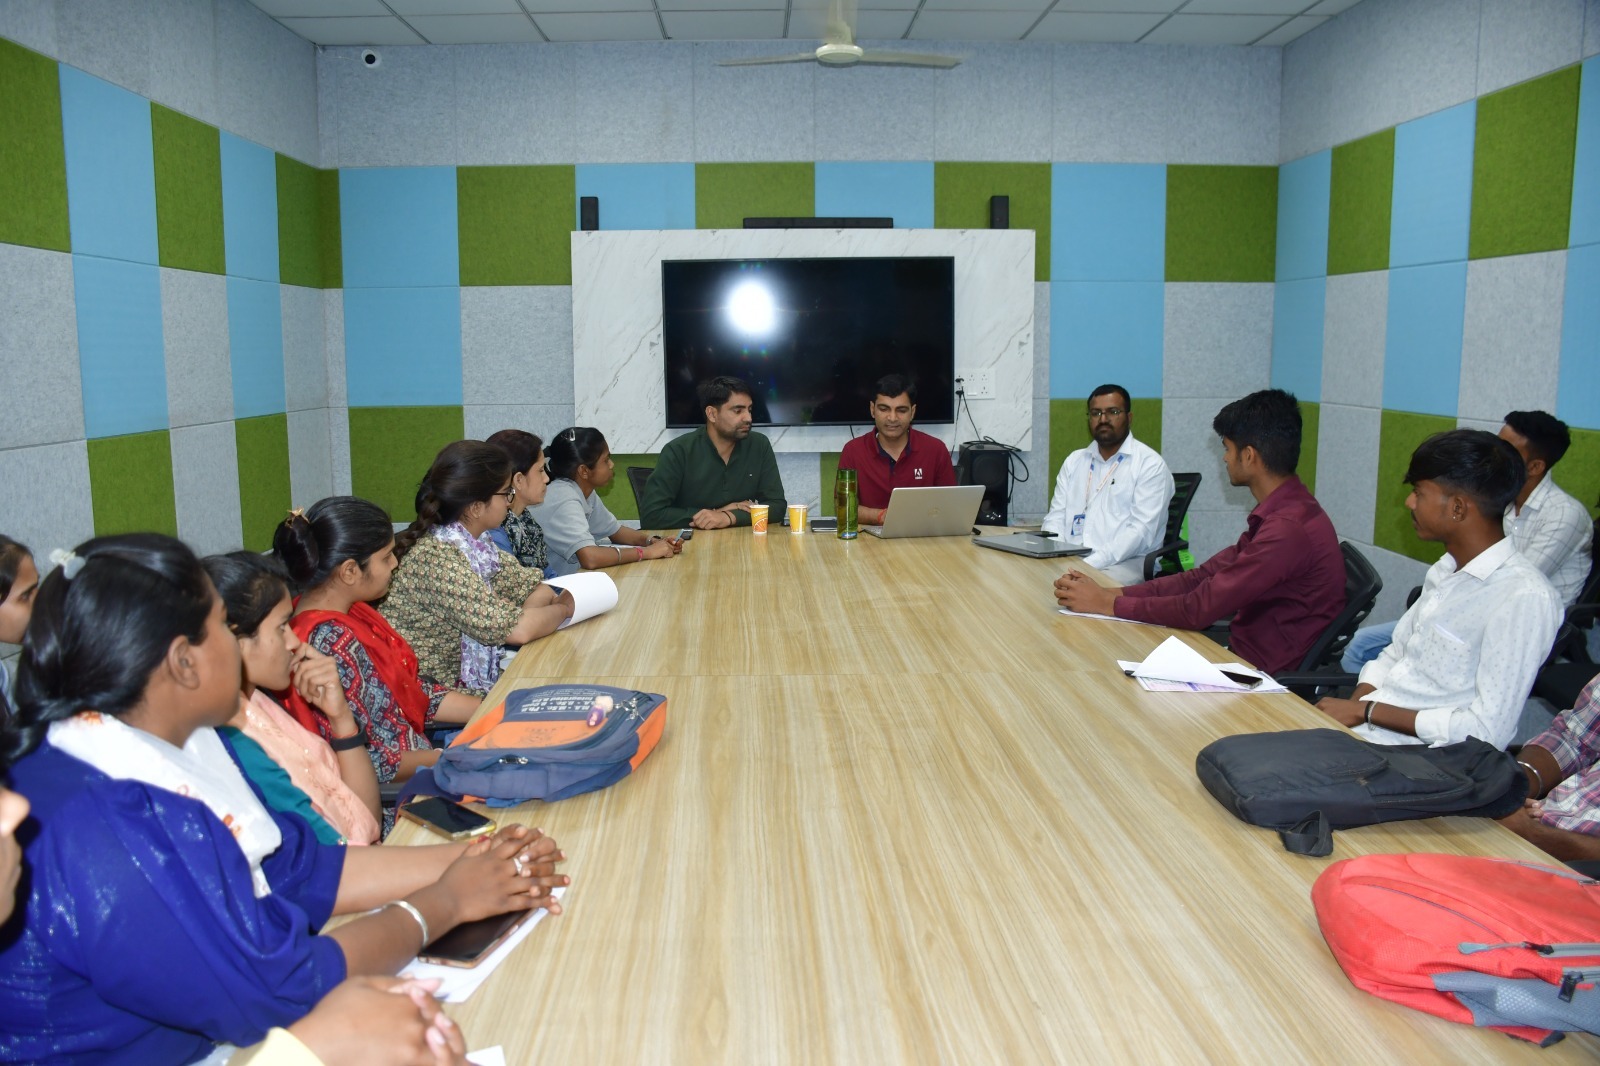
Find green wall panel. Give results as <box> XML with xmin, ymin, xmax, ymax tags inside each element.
<box><xmin>1049</xmin><ymin>398</ymin><xmax>1164</xmax><ymax>492</ymax></box>
<box><xmin>0</xmin><ymin>39</ymin><xmax>70</xmax><ymax>252</ymax></box>
<box><xmin>88</xmin><ymin>431</ymin><xmax>178</xmax><ymax>537</ymax></box>
<box><xmin>1470</xmin><ymin>65</ymin><xmax>1581</xmax><ymax>260</ymax></box>
<box><xmin>596</xmin><ymin>453</ymin><xmax>659</xmax><ymax>522</ymax></box>
<box><xmin>820</xmin><ymin>452</ymin><xmax>841</xmax><ymax>511</ymax></box>
<box><xmin>1297</xmin><ymin>399</ymin><xmax>1318</xmax><ymax>497</ymax></box>
<box><xmin>1327</xmin><ymin>129</ymin><xmax>1393</xmax><ymax>276</ymax></box>
<box><xmin>151</xmin><ymin>104</ymin><xmax>224</xmax><ymax>275</ymax></box>
<box><xmin>1373</xmin><ymin>410</ymin><xmax>1454</xmax><ymax>564</ymax></box>
<box><xmin>277</xmin><ymin>155</ymin><xmax>341</xmax><ymax>288</ymax></box>
<box><xmin>235</xmin><ymin>414</ymin><xmax>290</xmax><ymax>552</ymax></box>
<box><xmin>348</xmin><ymin>406</ymin><xmax>464</xmax><ymax>524</ymax></box>
<box><xmin>695</xmin><ymin>163</ymin><xmax>814</xmax><ymax>231</ymax></box>
<box><xmin>1557</xmin><ymin>428</ymin><xmax>1600</xmax><ymax>521</ymax></box>
<box><xmin>458</xmin><ymin>165</ymin><xmax>575</xmax><ymax>286</ymax></box>
<box><xmin>1165</xmin><ymin>165</ymin><xmax>1277</xmax><ymax>282</ymax></box>
<box><xmin>933</xmin><ymin>162</ymin><xmax>1051</xmax><ymax>281</ymax></box>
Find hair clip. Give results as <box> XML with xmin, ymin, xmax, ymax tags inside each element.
<box><xmin>564</xmin><ymin>428</ymin><xmax>577</xmax><ymax>442</ymax></box>
<box><xmin>48</xmin><ymin>548</ymin><xmax>85</xmax><ymax>580</ymax></box>
<box><xmin>285</xmin><ymin>507</ymin><xmax>307</xmax><ymax>526</ymax></box>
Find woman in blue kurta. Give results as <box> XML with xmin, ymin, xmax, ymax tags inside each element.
<box><xmin>0</xmin><ymin>534</ymin><xmax>568</xmax><ymax>1065</ymax></box>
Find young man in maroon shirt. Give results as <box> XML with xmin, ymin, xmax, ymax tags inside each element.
<box><xmin>1053</xmin><ymin>388</ymin><xmax>1345</xmax><ymax>676</ymax></box>
<box><xmin>836</xmin><ymin>373</ymin><xmax>956</xmax><ymax>526</ymax></box>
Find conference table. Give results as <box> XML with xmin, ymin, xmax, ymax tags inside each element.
<box><xmin>389</xmin><ymin>526</ymin><xmax>1598</xmax><ymax>1063</ymax></box>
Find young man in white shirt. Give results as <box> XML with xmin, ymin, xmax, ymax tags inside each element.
<box><xmin>1040</xmin><ymin>385</ymin><xmax>1174</xmax><ymax>585</ymax></box>
<box><xmin>1317</xmin><ymin>429</ymin><xmax>1562</xmax><ymax>749</ymax></box>
<box><xmin>1340</xmin><ymin>409</ymin><xmax>1592</xmax><ymax>670</ymax></box>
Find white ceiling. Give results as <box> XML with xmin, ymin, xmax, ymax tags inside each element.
<box><xmin>249</xmin><ymin>0</ymin><xmax>1365</xmax><ymax>48</ymax></box>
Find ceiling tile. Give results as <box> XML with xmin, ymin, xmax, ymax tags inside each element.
<box><xmin>407</xmin><ymin>13</ymin><xmax>544</xmax><ymax>43</ymax></box>
<box><xmin>787</xmin><ymin>9</ymin><xmax>915</xmax><ymax>38</ymax></box>
<box><xmin>276</xmin><ymin>16</ymin><xmax>428</xmax><ymax>44</ymax></box>
<box><xmin>1028</xmin><ymin>12</ymin><xmax>1164</xmax><ymax>42</ymax></box>
<box><xmin>521</xmin><ymin>0</ymin><xmax>652</xmax><ymax>9</ymax></box>
<box><xmin>1052</xmin><ymin>0</ymin><xmax>1180</xmax><ymax>9</ymax></box>
<box><xmin>855</xmin><ymin>0</ymin><xmax>920</xmax><ymax>7</ymax></box>
<box><xmin>384</xmin><ymin>0</ymin><xmax>521</xmax><ymax>15</ymax></box>
<box><xmin>662</xmin><ymin>11</ymin><xmax>787</xmax><ymax>40</ymax></box>
<box><xmin>657</xmin><ymin>0</ymin><xmax>785</xmax><ymax>9</ymax></box>
<box><xmin>537</xmin><ymin>11</ymin><xmax>663</xmax><ymax>41</ymax></box>
<box><xmin>1140</xmin><ymin>13</ymin><xmax>1285</xmax><ymax>44</ymax></box>
<box><xmin>1181</xmin><ymin>0</ymin><xmax>1311</xmax><ymax>14</ymax></box>
<box><xmin>1253</xmin><ymin>13</ymin><xmax>1327</xmax><ymax>44</ymax></box>
<box><xmin>250</xmin><ymin>0</ymin><xmax>387</xmax><ymax>16</ymax></box>
<box><xmin>908</xmin><ymin>11</ymin><xmax>1043</xmax><ymax>39</ymax></box>
<box><xmin>1305</xmin><ymin>0</ymin><xmax>1364</xmax><ymax>13</ymax></box>
<box><xmin>920</xmin><ymin>0</ymin><xmax>1051</xmax><ymax>9</ymax></box>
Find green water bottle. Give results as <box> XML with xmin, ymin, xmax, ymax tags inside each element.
<box><xmin>835</xmin><ymin>468</ymin><xmax>858</xmax><ymax>540</ymax></box>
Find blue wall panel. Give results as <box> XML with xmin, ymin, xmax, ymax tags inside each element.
<box><xmin>814</xmin><ymin>162</ymin><xmax>935</xmax><ymax>229</ymax></box>
<box><xmin>340</xmin><ymin>167</ymin><xmax>460</xmax><ymax>288</ymax></box>
<box><xmin>1274</xmin><ymin>150</ymin><xmax>1331</xmax><ymax>282</ymax></box>
<box><xmin>1390</xmin><ymin>101</ymin><xmax>1475</xmax><ymax>268</ymax></box>
<box><xmin>73</xmin><ymin>255</ymin><xmax>168</xmax><ymax>438</ymax></box>
<box><xmin>220</xmin><ymin>133</ymin><xmax>280</xmax><ymax>282</ymax></box>
<box><xmin>1382</xmin><ymin>261</ymin><xmax>1467</xmax><ymax>416</ymax></box>
<box><xmin>1050</xmin><ymin>163</ymin><xmax>1165</xmax><ymax>282</ymax></box>
<box><xmin>58</xmin><ymin>68</ymin><xmax>158</xmax><ymax>266</ymax></box>
<box><xmin>1558</xmin><ymin>242</ymin><xmax>1600</xmax><ymax>430</ymax></box>
<box><xmin>574</xmin><ymin>163</ymin><xmax>697</xmax><ymax>231</ymax></box>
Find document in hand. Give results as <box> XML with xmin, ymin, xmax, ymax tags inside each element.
<box><xmin>545</xmin><ymin>571</ymin><xmax>619</xmax><ymax>629</ymax></box>
<box><xmin>1116</xmin><ymin>635</ymin><xmax>1286</xmax><ymax>693</ymax></box>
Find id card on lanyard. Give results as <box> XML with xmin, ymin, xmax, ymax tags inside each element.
<box><xmin>1072</xmin><ymin>454</ymin><xmax>1125</xmax><ymax>539</ymax></box>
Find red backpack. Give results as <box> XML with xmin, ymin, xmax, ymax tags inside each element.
<box><xmin>1313</xmin><ymin>853</ymin><xmax>1600</xmax><ymax>1046</ymax></box>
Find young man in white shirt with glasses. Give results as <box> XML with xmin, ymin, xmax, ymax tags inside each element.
<box><xmin>1041</xmin><ymin>384</ymin><xmax>1174</xmax><ymax>585</ymax></box>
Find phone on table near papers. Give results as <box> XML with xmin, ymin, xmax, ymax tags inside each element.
<box><xmin>397</xmin><ymin>797</ymin><xmax>495</xmax><ymax>841</ymax></box>
<box><xmin>1219</xmin><ymin>669</ymin><xmax>1264</xmax><ymax>689</ymax></box>
<box><xmin>418</xmin><ymin>909</ymin><xmax>533</xmax><ymax>967</ymax></box>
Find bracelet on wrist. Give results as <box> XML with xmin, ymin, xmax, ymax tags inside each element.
<box><xmin>329</xmin><ymin>724</ymin><xmax>368</xmax><ymax>752</ymax></box>
<box><xmin>1362</xmin><ymin>700</ymin><xmax>1375</xmax><ymax>726</ymax></box>
<box><xmin>1517</xmin><ymin>759</ymin><xmax>1547</xmax><ymax>796</ymax></box>
<box><xmin>614</xmin><ymin>545</ymin><xmax>623</xmax><ymax>565</ymax></box>
<box><xmin>635</xmin><ymin>546</ymin><xmax>645</xmax><ymax>562</ymax></box>
<box><xmin>384</xmin><ymin>899</ymin><xmax>430</xmax><ymax>951</ymax></box>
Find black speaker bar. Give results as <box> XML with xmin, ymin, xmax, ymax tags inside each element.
<box><xmin>742</xmin><ymin>217</ymin><xmax>894</xmax><ymax>229</ymax></box>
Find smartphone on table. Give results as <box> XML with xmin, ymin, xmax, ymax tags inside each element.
<box><xmin>677</xmin><ymin>528</ymin><xmax>694</xmax><ymax>542</ymax></box>
<box><xmin>397</xmin><ymin>797</ymin><xmax>495</xmax><ymax>840</ymax></box>
<box><xmin>418</xmin><ymin>909</ymin><xmax>533</xmax><ymax>967</ymax></box>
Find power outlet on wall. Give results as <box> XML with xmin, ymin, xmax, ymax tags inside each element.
<box><xmin>964</xmin><ymin>368</ymin><xmax>995</xmax><ymax>399</ymax></box>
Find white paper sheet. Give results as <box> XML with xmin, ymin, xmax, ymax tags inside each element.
<box><xmin>1056</xmin><ymin>608</ymin><xmax>1161</xmax><ymax>625</ymax></box>
<box><xmin>399</xmin><ymin>887</ymin><xmax>566</xmax><ymax>1003</ymax></box>
<box><xmin>1115</xmin><ymin>635</ymin><xmax>1287</xmax><ymax>693</ymax></box>
<box><xmin>467</xmin><ymin>1048</ymin><xmax>505</xmax><ymax>1066</ymax></box>
<box><xmin>545</xmin><ymin>571</ymin><xmax>618</xmax><ymax>629</ymax></box>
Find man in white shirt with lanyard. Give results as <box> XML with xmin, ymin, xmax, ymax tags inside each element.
<box><xmin>1041</xmin><ymin>384</ymin><xmax>1175</xmax><ymax>585</ymax></box>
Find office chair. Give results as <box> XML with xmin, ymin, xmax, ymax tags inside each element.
<box><xmin>626</xmin><ymin>466</ymin><xmax>653</xmax><ymax>511</ymax></box>
<box><xmin>1532</xmin><ymin>532</ymin><xmax>1600</xmax><ymax>712</ymax></box>
<box><xmin>1273</xmin><ymin>541</ymin><xmax>1384</xmax><ymax>700</ymax></box>
<box><xmin>1141</xmin><ymin>471</ymin><xmax>1202</xmax><ymax>581</ymax></box>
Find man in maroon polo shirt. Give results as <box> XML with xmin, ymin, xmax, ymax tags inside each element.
<box><xmin>836</xmin><ymin>373</ymin><xmax>956</xmax><ymax>526</ymax></box>
<box><xmin>1053</xmin><ymin>388</ymin><xmax>1345</xmax><ymax>676</ymax></box>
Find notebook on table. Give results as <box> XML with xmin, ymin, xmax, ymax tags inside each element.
<box><xmin>861</xmin><ymin>485</ymin><xmax>985</xmax><ymax>539</ymax></box>
<box><xmin>972</xmin><ymin>531</ymin><xmax>1092</xmax><ymax>559</ymax></box>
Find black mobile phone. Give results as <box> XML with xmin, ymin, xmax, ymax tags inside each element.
<box><xmin>678</xmin><ymin>528</ymin><xmax>694</xmax><ymax>541</ymax></box>
<box><xmin>418</xmin><ymin>909</ymin><xmax>532</xmax><ymax>967</ymax></box>
<box><xmin>1219</xmin><ymin>669</ymin><xmax>1264</xmax><ymax>689</ymax></box>
<box><xmin>397</xmin><ymin>797</ymin><xmax>495</xmax><ymax>841</ymax></box>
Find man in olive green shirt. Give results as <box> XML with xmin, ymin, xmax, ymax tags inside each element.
<box><xmin>640</xmin><ymin>376</ymin><xmax>788</xmax><ymax>529</ymax></box>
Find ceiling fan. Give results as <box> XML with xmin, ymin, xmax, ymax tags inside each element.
<box><xmin>716</xmin><ymin>0</ymin><xmax>961</xmax><ymax>69</ymax></box>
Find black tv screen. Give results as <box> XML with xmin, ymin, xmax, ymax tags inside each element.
<box><xmin>661</xmin><ymin>257</ymin><xmax>955</xmax><ymax>428</ymax></box>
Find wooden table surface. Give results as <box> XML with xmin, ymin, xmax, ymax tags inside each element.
<box><xmin>391</xmin><ymin>527</ymin><xmax>1598</xmax><ymax>1063</ymax></box>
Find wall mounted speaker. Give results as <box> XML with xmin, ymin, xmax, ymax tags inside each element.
<box><xmin>989</xmin><ymin>195</ymin><xmax>1009</xmax><ymax>229</ymax></box>
<box><xmin>579</xmin><ymin>196</ymin><xmax>599</xmax><ymax>231</ymax></box>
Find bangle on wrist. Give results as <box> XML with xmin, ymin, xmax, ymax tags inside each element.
<box><xmin>1362</xmin><ymin>700</ymin><xmax>1375</xmax><ymax>726</ymax></box>
<box><xmin>614</xmin><ymin>545</ymin><xmax>623</xmax><ymax>565</ymax></box>
<box><xmin>1518</xmin><ymin>759</ymin><xmax>1546</xmax><ymax>796</ymax></box>
<box><xmin>329</xmin><ymin>724</ymin><xmax>368</xmax><ymax>751</ymax></box>
<box><xmin>385</xmin><ymin>899</ymin><xmax>430</xmax><ymax>951</ymax></box>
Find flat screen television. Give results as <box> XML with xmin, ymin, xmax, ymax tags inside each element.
<box><xmin>661</xmin><ymin>257</ymin><xmax>955</xmax><ymax>428</ymax></box>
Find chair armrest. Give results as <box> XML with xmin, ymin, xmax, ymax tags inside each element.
<box><xmin>1274</xmin><ymin>671</ymin><xmax>1360</xmax><ymax>690</ymax></box>
<box><xmin>1142</xmin><ymin>538</ymin><xmax>1189</xmax><ymax>582</ymax></box>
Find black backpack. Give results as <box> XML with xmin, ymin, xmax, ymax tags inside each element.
<box><xmin>1194</xmin><ymin>728</ymin><xmax>1528</xmax><ymax>855</ymax></box>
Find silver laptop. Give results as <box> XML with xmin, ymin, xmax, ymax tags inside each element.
<box><xmin>972</xmin><ymin>531</ymin><xmax>1092</xmax><ymax>559</ymax></box>
<box><xmin>861</xmin><ymin>485</ymin><xmax>985</xmax><ymax>539</ymax></box>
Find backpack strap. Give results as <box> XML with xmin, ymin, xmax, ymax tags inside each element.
<box><xmin>1280</xmin><ymin>809</ymin><xmax>1332</xmax><ymax>856</ymax></box>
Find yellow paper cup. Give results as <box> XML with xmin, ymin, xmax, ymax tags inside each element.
<box><xmin>750</xmin><ymin>503</ymin><xmax>769</xmax><ymax>534</ymax></box>
<box><xmin>787</xmin><ymin>504</ymin><xmax>807</xmax><ymax>533</ymax></box>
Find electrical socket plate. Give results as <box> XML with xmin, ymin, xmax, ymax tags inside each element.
<box><xmin>964</xmin><ymin>368</ymin><xmax>994</xmax><ymax>399</ymax></box>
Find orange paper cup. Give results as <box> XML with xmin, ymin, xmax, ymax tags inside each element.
<box><xmin>750</xmin><ymin>503</ymin><xmax>769</xmax><ymax>534</ymax></box>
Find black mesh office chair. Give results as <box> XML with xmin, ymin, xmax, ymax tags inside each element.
<box><xmin>1532</xmin><ymin>527</ymin><xmax>1600</xmax><ymax>711</ymax></box>
<box><xmin>1141</xmin><ymin>472</ymin><xmax>1202</xmax><ymax>581</ymax></box>
<box><xmin>1274</xmin><ymin>541</ymin><xmax>1384</xmax><ymax>699</ymax></box>
<box><xmin>626</xmin><ymin>466</ymin><xmax>653</xmax><ymax>511</ymax></box>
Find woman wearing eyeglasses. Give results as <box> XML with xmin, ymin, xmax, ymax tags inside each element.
<box><xmin>382</xmin><ymin>440</ymin><xmax>574</xmax><ymax>696</ymax></box>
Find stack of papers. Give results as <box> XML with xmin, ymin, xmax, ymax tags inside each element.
<box><xmin>400</xmin><ymin>886</ymin><xmax>567</xmax><ymax>1003</ymax></box>
<box><xmin>1116</xmin><ymin>636</ymin><xmax>1287</xmax><ymax>693</ymax></box>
